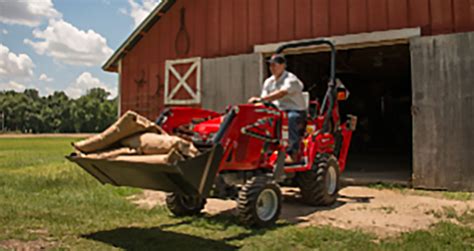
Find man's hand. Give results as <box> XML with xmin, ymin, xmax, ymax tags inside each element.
<box><xmin>248</xmin><ymin>97</ymin><xmax>261</xmax><ymax>103</ymax></box>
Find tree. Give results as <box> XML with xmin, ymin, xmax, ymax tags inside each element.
<box><xmin>0</xmin><ymin>87</ymin><xmax>118</xmax><ymax>133</ymax></box>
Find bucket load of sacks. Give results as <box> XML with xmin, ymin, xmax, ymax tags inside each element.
<box><xmin>72</xmin><ymin>111</ymin><xmax>199</xmax><ymax>165</ymax></box>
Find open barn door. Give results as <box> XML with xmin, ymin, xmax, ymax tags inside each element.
<box><xmin>201</xmin><ymin>54</ymin><xmax>262</xmax><ymax>112</ymax></box>
<box><xmin>411</xmin><ymin>32</ymin><xmax>474</xmax><ymax>191</ymax></box>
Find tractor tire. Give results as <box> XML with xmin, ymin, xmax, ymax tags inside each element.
<box><xmin>165</xmin><ymin>193</ymin><xmax>206</xmax><ymax>217</ymax></box>
<box><xmin>296</xmin><ymin>154</ymin><xmax>340</xmax><ymax>206</ymax></box>
<box><xmin>237</xmin><ymin>176</ymin><xmax>282</xmax><ymax>228</ymax></box>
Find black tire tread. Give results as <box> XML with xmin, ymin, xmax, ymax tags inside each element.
<box><xmin>237</xmin><ymin>176</ymin><xmax>282</xmax><ymax>228</ymax></box>
<box><xmin>296</xmin><ymin>154</ymin><xmax>340</xmax><ymax>206</ymax></box>
<box><xmin>165</xmin><ymin>193</ymin><xmax>206</xmax><ymax>217</ymax></box>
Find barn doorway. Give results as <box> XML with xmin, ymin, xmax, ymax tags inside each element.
<box><xmin>285</xmin><ymin>44</ymin><xmax>413</xmax><ymax>184</ymax></box>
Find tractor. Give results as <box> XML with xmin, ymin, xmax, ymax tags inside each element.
<box><xmin>68</xmin><ymin>39</ymin><xmax>357</xmax><ymax>227</ymax></box>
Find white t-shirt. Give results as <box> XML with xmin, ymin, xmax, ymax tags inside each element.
<box><xmin>261</xmin><ymin>71</ymin><xmax>306</xmax><ymax>111</ymax></box>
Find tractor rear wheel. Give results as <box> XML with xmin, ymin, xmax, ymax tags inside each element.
<box><xmin>237</xmin><ymin>176</ymin><xmax>282</xmax><ymax>228</ymax></box>
<box><xmin>296</xmin><ymin>154</ymin><xmax>340</xmax><ymax>206</ymax></box>
<box><xmin>165</xmin><ymin>193</ymin><xmax>206</xmax><ymax>216</ymax></box>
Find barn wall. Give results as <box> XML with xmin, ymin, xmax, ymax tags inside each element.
<box><xmin>120</xmin><ymin>0</ymin><xmax>474</xmax><ymax>119</ymax></box>
<box><xmin>411</xmin><ymin>32</ymin><xmax>474</xmax><ymax>191</ymax></box>
<box><xmin>202</xmin><ymin>54</ymin><xmax>262</xmax><ymax>112</ymax></box>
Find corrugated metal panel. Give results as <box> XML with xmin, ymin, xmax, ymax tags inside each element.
<box><xmin>430</xmin><ymin>0</ymin><xmax>455</xmax><ymax>34</ymax></box>
<box><xmin>206</xmin><ymin>0</ymin><xmax>220</xmax><ymax>57</ymax></box>
<box><xmin>408</xmin><ymin>0</ymin><xmax>430</xmax><ymax>33</ymax></box>
<box><xmin>312</xmin><ymin>0</ymin><xmax>330</xmax><ymax>36</ymax></box>
<box><xmin>453</xmin><ymin>0</ymin><xmax>473</xmax><ymax>32</ymax></box>
<box><xmin>279</xmin><ymin>0</ymin><xmax>296</xmax><ymax>41</ymax></box>
<box><xmin>387</xmin><ymin>0</ymin><xmax>408</xmax><ymax>29</ymax></box>
<box><xmin>367</xmin><ymin>0</ymin><xmax>389</xmax><ymax>31</ymax></box>
<box><xmin>119</xmin><ymin>0</ymin><xmax>474</xmax><ymax>118</ymax></box>
<box><xmin>295</xmin><ymin>0</ymin><xmax>313</xmax><ymax>39</ymax></box>
<box><xmin>348</xmin><ymin>0</ymin><xmax>368</xmax><ymax>33</ymax></box>
<box><xmin>248</xmin><ymin>0</ymin><xmax>264</xmax><ymax>46</ymax></box>
<box><xmin>330</xmin><ymin>0</ymin><xmax>349</xmax><ymax>35</ymax></box>
<box><xmin>262</xmin><ymin>0</ymin><xmax>278</xmax><ymax>43</ymax></box>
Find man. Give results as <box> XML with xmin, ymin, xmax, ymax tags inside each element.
<box><xmin>248</xmin><ymin>54</ymin><xmax>307</xmax><ymax>163</ymax></box>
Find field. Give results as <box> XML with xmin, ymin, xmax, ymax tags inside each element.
<box><xmin>0</xmin><ymin>137</ymin><xmax>473</xmax><ymax>250</ymax></box>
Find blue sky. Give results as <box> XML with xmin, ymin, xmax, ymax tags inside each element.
<box><xmin>0</xmin><ymin>0</ymin><xmax>160</xmax><ymax>98</ymax></box>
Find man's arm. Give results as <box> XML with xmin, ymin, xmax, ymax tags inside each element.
<box><xmin>249</xmin><ymin>89</ymin><xmax>288</xmax><ymax>103</ymax></box>
<box><xmin>261</xmin><ymin>89</ymin><xmax>288</xmax><ymax>102</ymax></box>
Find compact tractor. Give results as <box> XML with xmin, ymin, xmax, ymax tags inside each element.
<box><xmin>69</xmin><ymin>39</ymin><xmax>357</xmax><ymax>227</ymax></box>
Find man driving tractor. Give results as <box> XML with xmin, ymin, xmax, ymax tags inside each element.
<box><xmin>248</xmin><ymin>54</ymin><xmax>307</xmax><ymax>163</ymax></box>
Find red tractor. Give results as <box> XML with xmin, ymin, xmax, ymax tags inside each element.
<box><xmin>69</xmin><ymin>39</ymin><xmax>356</xmax><ymax>227</ymax></box>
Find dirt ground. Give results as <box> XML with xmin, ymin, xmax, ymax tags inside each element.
<box><xmin>129</xmin><ymin>186</ymin><xmax>474</xmax><ymax>238</ymax></box>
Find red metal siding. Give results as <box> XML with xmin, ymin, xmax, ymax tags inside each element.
<box><xmin>367</xmin><ymin>0</ymin><xmax>389</xmax><ymax>31</ymax></box>
<box><xmin>295</xmin><ymin>0</ymin><xmax>313</xmax><ymax>39</ymax></box>
<box><xmin>330</xmin><ymin>0</ymin><xmax>349</xmax><ymax>35</ymax></box>
<box><xmin>349</xmin><ymin>0</ymin><xmax>368</xmax><ymax>33</ymax></box>
<box><xmin>312</xmin><ymin>0</ymin><xmax>330</xmax><ymax>36</ymax></box>
<box><xmin>279</xmin><ymin>0</ymin><xmax>296</xmax><ymax>41</ymax></box>
<box><xmin>120</xmin><ymin>0</ymin><xmax>474</xmax><ymax>119</ymax></box>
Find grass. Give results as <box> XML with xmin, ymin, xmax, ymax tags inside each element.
<box><xmin>0</xmin><ymin>137</ymin><xmax>473</xmax><ymax>250</ymax></box>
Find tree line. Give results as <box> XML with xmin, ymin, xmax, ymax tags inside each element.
<box><xmin>0</xmin><ymin>88</ymin><xmax>118</xmax><ymax>133</ymax></box>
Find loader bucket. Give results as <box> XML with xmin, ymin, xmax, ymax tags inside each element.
<box><xmin>66</xmin><ymin>144</ymin><xmax>224</xmax><ymax>198</ymax></box>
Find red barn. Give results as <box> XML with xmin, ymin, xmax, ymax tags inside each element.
<box><xmin>103</xmin><ymin>0</ymin><xmax>474</xmax><ymax>191</ymax></box>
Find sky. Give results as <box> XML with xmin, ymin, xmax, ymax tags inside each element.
<box><xmin>0</xmin><ymin>0</ymin><xmax>161</xmax><ymax>98</ymax></box>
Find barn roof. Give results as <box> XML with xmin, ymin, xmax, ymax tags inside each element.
<box><xmin>102</xmin><ymin>0</ymin><xmax>176</xmax><ymax>72</ymax></box>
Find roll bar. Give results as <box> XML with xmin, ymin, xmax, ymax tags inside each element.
<box><xmin>275</xmin><ymin>39</ymin><xmax>337</xmax><ymax>133</ymax></box>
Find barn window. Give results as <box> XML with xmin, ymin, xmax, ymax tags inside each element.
<box><xmin>164</xmin><ymin>57</ymin><xmax>201</xmax><ymax>105</ymax></box>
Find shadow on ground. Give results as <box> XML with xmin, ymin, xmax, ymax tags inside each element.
<box><xmin>279</xmin><ymin>188</ymin><xmax>374</xmax><ymax>224</ymax></box>
<box><xmin>83</xmin><ymin>225</ymin><xmax>238</xmax><ymax>251</ymax></box>
<box><xmin>83</xmin><ymin>189</ymin><xmax>374</xmax><ymax>250</ymax></box>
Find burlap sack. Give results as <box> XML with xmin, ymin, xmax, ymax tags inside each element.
<box><xmin>85</xmin><ymin>147</ymin><xmax>138</xmax><ymax>159</ymax></box>
<box><xmin>120</xmin><ymin>133</ymin><xmax>199</xmax><ymax>157</ymax></box>
<box><xmin>73</xmin><ymin>111</ymin><xmax>165</xmax><ymax>153</ymax></box>
<box><xmin>112</xmin><ymin>149</ymin><xmax>184</xmax><ymax>164</ymax></box>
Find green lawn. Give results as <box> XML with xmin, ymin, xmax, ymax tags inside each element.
<box><xmin>0</xmin><ymin>138</ymin><xmax>473</xmax><ymax>250</ymax></box>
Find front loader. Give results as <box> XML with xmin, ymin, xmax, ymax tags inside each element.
<box><xmin>68</xmin><ymin>39</ymin><xmax>357</xmax><ymax>227</ymax></box>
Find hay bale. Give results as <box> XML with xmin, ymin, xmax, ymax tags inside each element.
<box><xmin>121</xmin><ymin>133</ymin><xmax>199</xmax><ymax>157</ymax></box>
<box><xmin>84</xmin><ymin>147</ymin><xmax>138</xmax><ymax>159</ymax></box>
<box><xmin>73</xmin><ymin>111</ymin><xmax>165</xmax><ymax>153</ymax></box>
<box><xmin>112</xmin><ymin>149</ymin><xmax>184</xmax><ymax>164</ymax></box>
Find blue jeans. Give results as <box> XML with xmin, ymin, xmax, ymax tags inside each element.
<box><xmin>286</xmin><ymin>110</ymin><xmax>307</xmax><ymax>156</ymax></box>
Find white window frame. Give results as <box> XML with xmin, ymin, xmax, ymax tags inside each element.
<box><xmin>164</xmin><ymin>57</ymin><xmax>201</xmax><ymax>105</ymax></box>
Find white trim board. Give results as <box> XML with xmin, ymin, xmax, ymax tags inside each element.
<box><xmin>254</xmin><ymin>28</ymin><xmax>421</xmax><ymax>55</ymax></box>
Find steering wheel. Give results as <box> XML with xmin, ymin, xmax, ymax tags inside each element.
<box><xmin>262</xmin><ymin>101</ymin><xmax>279</xmax><ymax>110</ymax></box>
<box><xmin>251</xmin><ymin>99</ymin><xmax>279</xmax><ymax>110</ymax></box>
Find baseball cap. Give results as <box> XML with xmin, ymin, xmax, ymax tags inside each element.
<box><xmin>267</xmin><ymin>54</ymin><xmax>286</xmax><ymax>64</ymax></box>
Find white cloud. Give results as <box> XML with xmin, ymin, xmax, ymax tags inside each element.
<box><xmin>0</xmin><ymin>80</ymin><xmax>26</xmax><ymax>92</ymax></box>
<box><xmin>24</xmin><ymin>19</ymin><xmax>113</xmax><ymax>66</ymax></box>
<box><xmin>1</xmin><ymin>29</ymin><xmax>7</xmax><ymax>35</ymax></box>
<box><xmin>39</xmin><ymin>73</ymin><xmax>53</xmax><ymax>82</ymax></box>
<box><xmin>0</xmin><ymin>0</ymin><xmax>61</xmax><ymax>27</ymax></box>
<box><xmin>66</xmin><ymin>72</ymin><xmax>117</xmax><ymax>99</ymax></box>
<box><xmin>127</xmin><ymin>0</ymin><xmax>160</xmax><ymax>27</ymax></box>
<box><xmin>0</xmin><ymin>43</ymin><xmax>35</xmax><ymax>79</ymax></box>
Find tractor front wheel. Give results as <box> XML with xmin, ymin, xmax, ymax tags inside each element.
<box><xmin>296</xmin><ymin>154</ymin><xmax>340</xmax><ymax>206</ymax></box>
<box><xmin>165</xmin><ymin>193</ymin><xmax>206</xmax><ymax>216</ymax></box>
<box><xmin>237</xmin><ymin>176</ymin><xmax>282</xmax><ymax>228</ymax></box>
